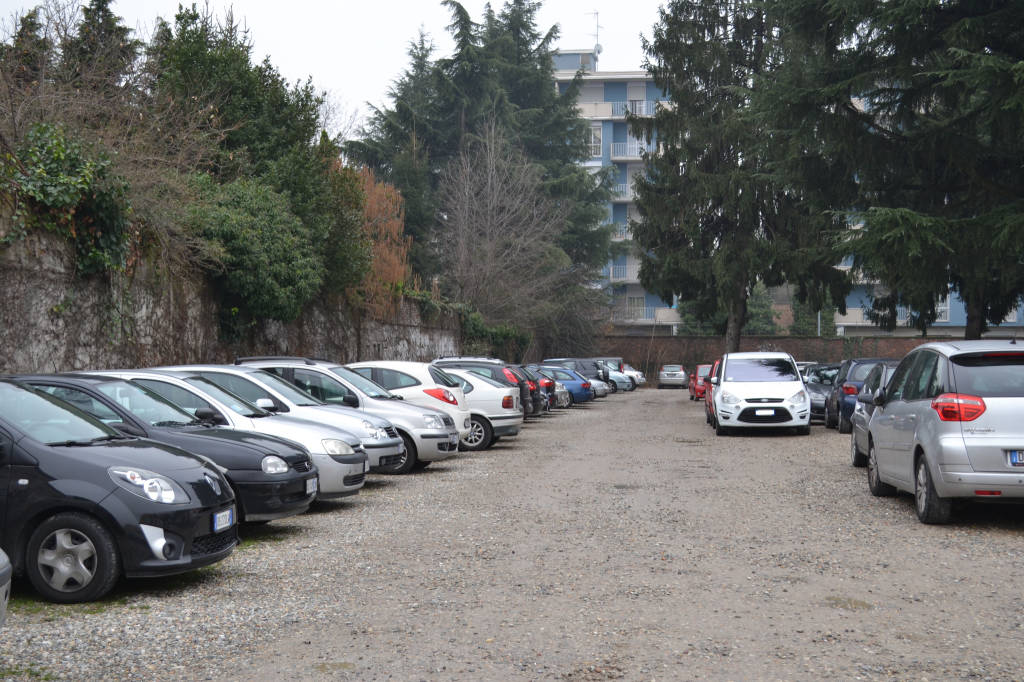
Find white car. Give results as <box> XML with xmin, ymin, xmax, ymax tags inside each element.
<box><xmin>348</xmin><ymin>361</ymin><xmax>472</xmax><ymax>439</ymax></box>
<box><xmin>234</xmin><ymin>358</ymin><xmax>460</xmax><ymax>473</ymax></box>
<box><xmin>623</xmin><ymin>364</ymin><xmax>646</xmax><ymax>385</ymax></box>
<box><xmin>154</xmin><ymin>365</ymin><xmax>406</xmax><ymax>472</ymax></box>
<box><xmin>94</xmin><ymin>369</ymin><xmax>369</xmax><ymax>499</ymax></box>
<box><xmin>443</xmin><ymin>368</ymin><xmax>523</xmax><ymax>450</ymax></box>
<box><xmin>591</xmin><ymin>378</ymin><xmax>610</xmax><ymax>398</ymax></box>
<box><xmin>709</xmin><ymin>351</ymin><xmax>810</xmax><ymax>436</ymax></box>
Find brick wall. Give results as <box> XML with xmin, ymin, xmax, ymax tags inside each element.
<box><xmin>596</xmin><ymin>334</ymin><xmax>954</xmax><ymax>381</ymax></box>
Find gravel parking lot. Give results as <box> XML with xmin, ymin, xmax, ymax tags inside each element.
<box><xmin>4</xmin><ymin>389</ymin><xmax>1024</xmax><ymax>680</ymax></box>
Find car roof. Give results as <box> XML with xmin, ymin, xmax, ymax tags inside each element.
<box><xmin>12</xmin><ymin>373</ymin><xmax>119</xmax><ymax>386</ymax></box>
<box><xmin>915</xmin><ymin>339</ymin><xmax>1024</xmax><ymax>355</ymax></box>
<box><xmin>724</xmin><ymin>352</ymin><xmax>794</xmax><ymax>360</ymax></box>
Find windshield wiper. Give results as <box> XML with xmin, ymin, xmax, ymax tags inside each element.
<box><xmin>49</xmin><ymin>434</ymin><xmax>126</xmax><ymax>447</ymax></box>
<box><xmin>152</xmin><ymin>420</ymin><xmax>192</xmax><ymax>427</ymax></box>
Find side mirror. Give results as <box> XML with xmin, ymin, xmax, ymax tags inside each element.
<box><xmin>342</xmin><ymin>394</ymin><xmax>359</xmax><ymax>408</ymax></box>
<box><xmin>195</xmin><ymin>407</ymin><xmax>227</xmax><ymax>425</ymax></box>
<box><xmin>255</xmin><ymin>398</ymin><xmax>279</xmax><ymax>412</ymax></box>
<box><xmin>857</xmin><ymin>392</ymin><xmax>873</xmax><ymax>404</ymax></box>
<box><xmin>710</xmin><ymin>377</ymin><xmax>719</xmax><ymax>385</ymax></box>
<box><xmin>872</xmin><ymin>389</ymin><xmax>886</xmax><ymax>406</ymax></box>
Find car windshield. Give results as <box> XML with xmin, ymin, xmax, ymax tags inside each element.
<box><xmin>248</xmin><ymin>370</ymin><xmax>324</xmax><ymax>406</ymax></box>
<box><xmin>697</xmin><ymin>365</ymin><xmax>711</xmax><ymax>377</ymax></box>
<box><xmin>662</xmin><ymin>365</ymin><xmax>682</xmax><ymax>372</ymax></box>
<box><xmin>724</xmin><ymin>358</ymin><xmax>799</xmax><ymax>382</ymax></box>
<box><xmin>807</xmin><ymin>366</ymin><xmax>839</xmax><ymax>384</ymax></box>
<box><xmin>328</xmin><ymin>366</ymin><xmax>394</xmax><ymax>399</ymax></box>
<box><xmin>182</xmin><ymin>377</ymin><xmax>267</xmax><ymax>417</ymax></box>
<box><xmin>850</xmin><ymin>363</ymin><xmax>881</xmax><ymax>382</ymax></box>
<box><xmin>0</xmin><ymin>381</ymin><xmax>116</xmax><ymax>445</ymax></box>
<box><xmin>951</xmin><ymin>352</ymin><xmax>1024</xmax><ymax>397</ymax></box>
<box><xmin>95</xmin><ymin>380</ymin><xmax>196</xmax><ymax>426</ymax></box>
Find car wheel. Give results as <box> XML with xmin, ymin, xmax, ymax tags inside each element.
<box><xmin>460</xmin><ymin>415</ymin><xmax>493</xmax><ymax>451</ymax></box>
<box><xmin>838</xmin><ymin>413</ymin><xmax>852</xmax><ymax>434</ymax></box>
<box><xmin>609</xmin><ymin>381</ymin><xmax>618</xmax><ymax>393</ymax></box>
<box><xmin>378</xmin><ymin>433</ymin><xmax>418</xmax><ymax>475</ymax></box>
<box><xmin>915</xmin><ymin>456</ymin><xmax>952</xmax><ymax>524</ymax></box>
<box><xmin>26</xmin><ymin>512</ymin><xmax>120</xmax><ymax>603</ymax></box>
<box><xmin>824</xmin><ymin>402</ymin><xmax>834</xmax><ymax>429</ymax></box>
<box><xmin>850</xmin><ymin>433</ymin><xmax>867</xmax><ymax>467</ymax></box>
<box><xmin>867</xmin><ymin>441</ymin><xmax>896</xmax><ymax>497</ymax></box>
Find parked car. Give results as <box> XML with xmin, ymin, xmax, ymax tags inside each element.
<box><xmin>443</xmin><ymin>368</ymin><xmax>523</xmax><ymax>450</ymax></box>
<box><xmin>510</xmin><ymin>365</ymin><xmax>547</xmax><ymax>414</ymax></box>
<box><xmin>348</xmin><ymin>361</ymin><xmax>472</xmax><ymax>438</ymax></box>
<box><xmin>552</xmin><ymin>381</ymin><xmax>571</xmax><ymax>408</ymax></box>
<box><xmin>622</xmin><ymin>363</ymin><xmax>647</xmax><ymax>386</ymax></box>
<box><xmin>825</xmin><ymin>357</ymin><xmax>898</xmax><ymax>433</ymax></box>
<box><xmin>0</xmin><ymin>548</ymin><xmax>10</xmax><ymax>628</ymax></box>
<box><xmin>233</xmin><ymin>358</ymin><xmax>460</xmax><ymax>474</ymax></box>
<box><xmin>515</xmin><ymin>364</ymin><xmax>557</xmax><ymax>409</ymax></box>
<box><xmin>709</xmin><ymin>352</ymin><xmax>810</xmax><ymax>435</ymax></box>
<box><xmin>95</xmin><ymin>370</ymin><xmax>371</xmax><ymax>498</ymax></box>
<box><xmin>657</xmin><ymin>364</ymin><xmax>688</xmax><ymax>389</ymax></box>
<box><xmin>530</xmin><ymin>365</ymin><xmax>594</xmax><ymax>405</ymax></box>
<box><xmin>705</xmin><ymin>358</ymin><xmax>722</xmax><ymax>426</ymax></box>
<box><xmin>155</xmin><ymin>366</ymin><xmax>374</xmax><ymax>498</ymax></box>
<box><xmin>592</xmin><ymin>356</ymin><xmax>625</xmax><ymax>373</ymax></box>
<box><xmin>594</xmin><ymin>359</ymin><xmax>635</xmax><ymax>391</ymax></box>
<box><xmin>543</xmin><ymin>358</ymin><xmax>609</xmax><ymax>384</ymax></box>
<box><xmin>802</xmin><ymin>363</ymin><xmax>841</xmax><ymax>423</ymax></box>
<box><xmin>433</xmin><ymin>358</ymin><xmax>532</xmax><ymax>417</ymax></box>
<box><xmin>864</xmin><ymin>340</ymin><xmax>1024</xmax><ymax>524</ymax></box>
<box><xmin>18</xmin><ymin>374</ymin><xmax>318</xmax><ymax>523</ymax></box>
<box><xmin>690</xmin><ymin>364</ymin><xmax>712</xmax><ymax>401</ymax></box>
<box><xmin>591</xmin><ymin>378</ymin><xmax>610</xmax><ymax>398</ymax></box>
<box><xmin>849</xmin><ymin>360</ymin><xmax>900</xmax><ymax>467</ymax></box>
<box><xmin>0</xmin><ymin>380</ymin><xmax>237</xmax><ymax>603</ymax></box>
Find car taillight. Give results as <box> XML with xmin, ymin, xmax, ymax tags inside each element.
<box><xmin>540</xmin><ymin>378</ymin><xmax>553</xmax><ymax>388</ymax></box>
<box><xmin>502</xmin><ymin>396</ymin><xmax>514</xmax><ymax>409</ymax></box>
<box><xmin>527</xmin><ymin>380</ymin><xmax>536</xmax><ymax>391</ymax></box>
<box><xmin>582</xmin><ymin>382</ymin><xmax>591</xmax><ymax>389</ymax></box>
<box><xmin>931</xmin><ymin>393</ymin><xmax>986</xmax><ymax>421</ymax></box>
<box><xmin>424</xmin><ymin>388</ymin><xmax>458</xmax><ymax>405</ymax></box>
<box><xmin>841</xmin><ymin>383</ymin><xmax>858</xmax><ymax>395</ymax></box>
<box><xmin>502</xmin><ymin>368</ymin><xmax>518</xmax><ymax>384</ymax></box>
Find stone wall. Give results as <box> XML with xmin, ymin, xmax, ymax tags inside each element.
<box><xmin>0</xmin><ymin>232</ymin><xmax>459</xmax><ymax>373</ymax></box>
<box><xmin>595</xmin><ymin>334</ymin><xmax>959</xmax><ymax>381</ymax></box>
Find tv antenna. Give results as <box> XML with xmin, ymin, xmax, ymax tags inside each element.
<box><xmin>588</xmin><ymin>10</ymin><xmax>603</xmax><ymax>54</ymax></box>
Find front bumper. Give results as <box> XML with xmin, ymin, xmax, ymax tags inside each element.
<box><xmin>230</xmin><ymin>469</ymin><xmax>318</xmax><ymax>522</ymax></box>
<box><xmin>312</xmin><ymin>451</ymin><xmax>368</xmax><ymax>499</ymax></box>
<box><xmin>363</xmin><ymin>438</ymin><xmax>405</xmax><ymax>468</ymax></box>
<box><xmin>715</xmin><ymin>401</ymin><xmax>810</xmax><ymax>428</ymax></box>
<box><xmin>412</xmin><ymin>428</ymin><xmax>460</xmax><ymax>462</ymax></box>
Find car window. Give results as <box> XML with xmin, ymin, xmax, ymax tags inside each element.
<box><xmin>862</xmin><ymin>365</ymin><xmax>882</xmax><ymax>393</ymax></box>
<box><xmin>850</xmin><ymin>362</ymin><xmax>880</xmax><ymax>382</ymax></box>
<box><xmin>836</xmin><ymin>361</ymin><xmax>851</xmax><ymax>383</ymax></box>
<box><xmin>697</xmin><ymin>366</ymin><xmax>711</xmax><ymax>377</ymax></box>
<box><xmin>182</xmin><ymin>377</ymin><xmax>266</xmax><ymax>417</ymax></box>
<box><xmin>292</xmin><ymin>368</ymin><xmax>354</xmax><ymax>405</ymax></box>
<box><xmin>330</xmin><ymin>366</ymin><xmax>394</xmax><ymax>399</ymax></box>
<box><xmin>250</xmin><ymin>371</ymin><xmax>324</xmax><ymax>406</ymax></box>
<box><xmin>723</xmin><ymin>358</ymin><xmax>799</xmax><ymax>382</ymax></box>
<box><xmin>453</xmin><ymin>375</ymin><xmax>473</xmax><ymax>394</ymax></box>
<box><xmin>662</xmin><ymin>365</ymin><xmax>682</xmax><ymax>372</ymax></box>
<box><xmin>375</xmin><ymin>368</ymin><xmax>420</xmax><ymax>389</ymax></box>
<box><xmin>196</xmin><ymin>372</ymin><xmax>276</xmax><ymax>406</ymax></box>
<box><xmin>36</xmin><ymin>386</ymin><xmax>125</xmax><ymax>425</ymax></box>
<box><xmin>903</xmin><ymin>352</ymin><xmax>940</xmax><ymax>402</ymax></box>
<box><xmin>885</xmin><ymin>354</ymin><xmax>917</xmax><ymax>402</ymax></box>
<box><xmin>950</xmin><ymin>352</ymin><xmax>1024</xmax><ymax>397</ymax></box>
<box><xmin>0</xmin><ymin>382</ymin><xmax>116</xmax><ymax>444</ymax></box>
<box><xmin>428</xmin><ymin>366</ymin><xmax>460</xmax><ymax>388</ymax></box>
<box><xmin>134</xmin><ymin>379</ymin><xmax>215</xmax><ymax>414</ymax></box>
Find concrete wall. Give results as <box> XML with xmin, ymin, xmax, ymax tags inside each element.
<box><xmin>596</xmin><ymin>334</ymin><xmax>956</xmax><ymax>382</ymax></box>
<box><xmin>0</xmin><ymin>232</ymin><xmax>459</xmax><ymax>373</ymax></box>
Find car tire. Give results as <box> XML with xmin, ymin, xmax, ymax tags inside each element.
<box><xmin>796</xmin><ymin>425</ymin><xmax>810</xmax><ymax>435</ymax></box>
<box><xmin>824</xmin><ymin>402</ymin><xmax>835</xmax><ymax>429</ymax></box>
<box><xmin>838</xmin><ymin>413</ymin><xmax>852</xmax><ymax>434</ymax></box>
<box><xmin>715</xmin><ymin>419</ymin><xmax>730</xmax><ymax>436</ymax></box>
<box><xmin>460</xmin><ymin>415</ymin><xmax>493</xmax><ymax>451</ymax></box>
<box><xmin>379</xmin><ymin>433</ymin><xmax>418</xmax><ymax>475</ymax></box>
<box><xmin>867</xmin><ymin>441</ymin><xmax>896</xmax><ymax>497</ymax></box>
<box><xmin>915</xmin><ymin>456</ymin><xmax>952</xmax><ymax>524</ymax></box>
<box><xmin>26</xmin><ymin>512</ymin><xmax>120</xmax><ymax>603</ymax></box>
<box><xmin>850</xmin><ymin>434</ymin><xmax>867</xmax><ymax>467</ymax></box>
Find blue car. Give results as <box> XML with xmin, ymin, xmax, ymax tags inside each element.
<box><xmin>825</xmin><ymin>357</ymin><xmax>898</xmax><ymax>433</ymax></box>
<box><xmin>530</xmin><ymin>365</ymin><xmax>594</xmax><ymax>405</ymax></box>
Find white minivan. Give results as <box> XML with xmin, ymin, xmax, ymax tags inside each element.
<box><xmin>709</xmin><ymin>351</ymin><xmax>810</xmax><ymax>436</ymax></box>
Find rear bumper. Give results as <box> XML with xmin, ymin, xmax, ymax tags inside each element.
<box><xmin>937</xmin><ymin>466</ymin><xmax>1024</xmax><ymax>498</ymax></box>
<box><xmin>658</xmin><ymin>376</ymin><xmax>687</xmax><ymax>388</ymax></box>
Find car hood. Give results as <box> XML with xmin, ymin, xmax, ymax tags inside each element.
<box><xmin>804</xmin><ymin>383</ymin><xmax>830</xmax><ymax>398</ymax></box>
<box><xmin>251</xmin><ymin>414</ymin><xmax>363</xmax><ymax>449</ymax></box>
<box><xmin>40</xmin><ymin>437</ymin><xmax>213</xmax><ymax>472</ymax></box>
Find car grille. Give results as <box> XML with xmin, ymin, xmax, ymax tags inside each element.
<box><xmin>292</xmin><ymin>460</ymin><xmax>313</xmax><ymax>473</ymax></box>
<box><xmin>192</xmin><ymin>531</ymin><xmax>235</xmax><ymax>557</ymax></box>
<box><xmin>746</xmin><ymin>398</ymin><xmax>784</xmax><ymax>403</ymax></box>
<box><xmin>438</xmin><ymin>440</ymin><xmax>457</xmax><ymax>452</ymax></box>
<box><xmin>384</xmin><ymin>426</ymin><xmax>399</xmax><ymax>438</ymax></box>
<box><xmin>378</xmin><ymin>454</ymin><xmax>402</xmax><ymax>467</ymax></box>
<box><xmin>737</xmin><ymin>407</ymin><xmax>793</xmax><ymax>423</ymax></box>
<box><xmin>343</xmin><ymin>473</ymin><xmax>365</xmax><ymax>487</ymax></box>
<box><xmin>441</xmin><ymin>415</ymin><xmax>455</xmax><ymax>427</ymax></box>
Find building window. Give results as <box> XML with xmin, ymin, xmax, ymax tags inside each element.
<box><xmin>935</xmin><ymin>295</ymin><xmax>949</xmax><ymax>323</ymax></box>
<box><xmin>587</xmin><ymin>125</ymin><xmax>602</xmax><ymax>158</ymax></box>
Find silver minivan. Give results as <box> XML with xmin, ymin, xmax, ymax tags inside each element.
<box><xmin>865</xmin><ymin>340</ymin><xmax>1024</xmax><ymax>523</ymax></box>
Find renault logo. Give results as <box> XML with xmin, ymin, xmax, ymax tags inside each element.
<box><xmin>204</xmin><ymin>474</ymin><xmax>222</xmax><ymax>496</ymax></box>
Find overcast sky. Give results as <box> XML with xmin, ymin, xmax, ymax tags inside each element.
<box><xmin>3</xmin><ymin>0</ymin><xmax>666</xmax><ymax>132</ymax></box>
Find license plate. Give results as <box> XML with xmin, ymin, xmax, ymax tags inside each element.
<box><xmin>755</xmin><ymin>409</ymin><xmax>774</xmax><ymax>416</ymax></box>
<box><xmin>213</xmin><ymin>507</ymin><xmax>234</xmax><ymax>532</ymax></box>
<box><xmin>305</xmin><ymin>477</ymin><xmax>318</xmax><ymax>495</ymax></box>
<box><xmin>449</xmin><ymin>433</ymin><xmax>459</xmax><ymax>445</ymax></box>
<box><xmin>1010</xmin><ymin>450</ymin><xmax>1024</xmax><ymax>466</ymax></box>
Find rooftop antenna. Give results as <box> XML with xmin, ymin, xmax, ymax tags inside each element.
<box><xmin>588</xmin><ymin>10</ymin><xmax>603</xmax><ymax>56</ymax></box>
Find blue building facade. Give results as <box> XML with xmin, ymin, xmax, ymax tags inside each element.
<box><xmin>554</xmin><ymin>48</ymin><xmax>679</xmax><ymax>333</ymax></box>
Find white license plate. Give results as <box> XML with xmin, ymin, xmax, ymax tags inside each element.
<box><xmin>213</xmin><ymin>507</ymin><xmax>234</xmax><ymax>532</ymax></box>
<box><xmin>449</xmin><ymin>433</ymin><xmax>459</xmax><ymax>445</ymax></box>
<box><xmin>305</xmin><ymin>477</ymin><xmax>318</xmax><ymax>495</ymax></box>
<box><xmin>755</xmin><ymin>409</ymin><xmax>774</xmax><ymax>416</ymax></box>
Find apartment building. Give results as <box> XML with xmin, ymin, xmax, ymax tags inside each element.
<box><xmin>554</xmin><ymin>48</ymin><xmax>680</xmax><ymax>334</ymax></box>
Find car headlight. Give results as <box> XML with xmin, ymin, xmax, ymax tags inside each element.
<box><xmin>362</xmin><ymin>420</ymin><xmax>386</xmax><ymax>440</ymax></box>
<box><xmin>261</xmin><ymin>455</ymin><xmax>289</xmax><ymax>474</ymax></box>
<box><xmin>720</xmin><ymin>390</ymin><xmax>740</xmax><ymax>405</ymax></box>
<box><xmin>422</xmin><ymin>414</ymin><xmax>444</xmax><ymax>429</ymax></box>
<box><xmin>322</xmin><ymin>439</ymin><xmax>355</xmax><ymax>455</ymax></box>
<box><xmin>109</xmin><ymin>466</ymin><xmax>190</xmax><ymax>504</ymax></box>
<box><xmin>789</xmin><ymin>390</ymin><xmax>809</xmax><ymax>404</ymax></box>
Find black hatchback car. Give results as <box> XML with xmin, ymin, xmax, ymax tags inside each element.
<box><xmin>0</xmin><ymin>380</ymin><xmax>238</xmax><ymax>603</ymax></box>
<box><xmin>17</xmin><ymin>374</ymin><xmax>318</xmax><ymax>524</ymax></box>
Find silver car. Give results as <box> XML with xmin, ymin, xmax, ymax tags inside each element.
<box><xmin>850</xmin><ymin>360</ymin><xmax>900</xmax><ymax>467</ymax></box>
<box><xmin>657</xmin><ymin>364</ymin><xmax>688</xmax><ymax>389</ymax></box>
<box><xmin>865</xmin><ymin>340</ymin><xmax>1024</xmax><ymax>524</ymax></box>
<box><xmin>234</xmin><ymin>358</ymin><xmax>461</xmax><ymax>474</ymax></box>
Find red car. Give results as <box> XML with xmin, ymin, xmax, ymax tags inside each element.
<box><xmin>689</xmin><ymin>363</ymin><xmax>713</xmax><ymax>401</ymax></box>
<box><xmin>704</xmin><ymin>358</ymin><xmax>721</xmax><ymax>426</ymax></box>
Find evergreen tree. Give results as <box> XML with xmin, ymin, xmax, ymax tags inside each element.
<box><xmin>760</xmin><ymin>0</ymin><xmax>1024</xmax><ymax>338</ymax></box>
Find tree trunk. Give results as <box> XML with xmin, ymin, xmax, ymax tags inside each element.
<box><xmin>964</xmin><ymin>292</ymin><xmax>986</xmax><ymax>340</ymax></box>
<box><xmin>724</xmin><ymin>287</ymin><xmax>748</xmax><ymax>353</ymax></box>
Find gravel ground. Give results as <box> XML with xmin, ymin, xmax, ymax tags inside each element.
<box><xmin>3</xmin><ymin>389</ymin><xmax>1024</xmax><ymax>680</ymax></box>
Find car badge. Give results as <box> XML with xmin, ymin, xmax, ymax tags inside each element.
<box><xmin>204</xmin><ymin>474</ymin><xmax>222</xmax><ymax>495</ymax></box>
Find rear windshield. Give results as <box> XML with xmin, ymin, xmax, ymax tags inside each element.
<box><xmin>662</xmin><ymin>365</ymin><xmax>682</xmax><ymax>372</ymax></box>
<box><xmin>850</xmin><ymin>363</ymin><xmax>880</xmax><ymax>382</ymax></box>
<box><xmin>952</xmin><ymin>353</ymin><xmax>1024</xmax><ymax>397</ymax></box>
<box><xmin>806</xmin><ymin>366</ymin><xmax>839</xmax><ymax>384</ymax></box>
<box><xmin>724</xmin><ymin>358</ymin><xmax>799</xmax><ymax>382</ymax></box>
<box><xmin>697</xmin><ymin>365</ymin><xmax>711</xmax><ymax>377</ymax></box>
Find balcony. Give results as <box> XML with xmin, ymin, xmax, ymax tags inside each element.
<box><xmin>612</xmin><ymin>183</ymin><xmax>635</xmax><ymax>201</ymax></box>
<box><xmin>611</xmin><ymin>139</ymin><xmax>656</xmax><ymax>161</ymax></box>
<box><xmin>608</xmin><ymin>263</ymin><xmax>640</xmax><ymax>283</ymax></box>
<box><xmin>611</xmin><ymin>305</ymin><xmax>655</xmax><ymax>321</ymax></box>
<box><xmin>611</xmin><ymin>223</ymin><xmax>630</xmax><ymax>241</ymax></box>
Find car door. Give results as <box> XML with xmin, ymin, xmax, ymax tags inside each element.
<box><xmin>871</xmin><ymin>353</ymin><xmax>917</xmax><ymax>475</ymax></box>
<box><xmin>0</xmin><ymin>429</ymin><xmax>10</xmax><ymax>541</ymax></box>
<box><xmin>877</xmin><ymin>352</ymin><xmax>936</xmax><ymax>487</ymax></box>
<box><xmin>292</xmin><ymin>368</ymin><xmax>359</xmax><ymax>408</ymax></box>
<box><xmin>829</xmin><ymin>361</ymin><xmax>851</xmax><ymax>419</ymax></box>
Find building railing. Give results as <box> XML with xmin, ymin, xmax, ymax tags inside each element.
<box><xmin>611</xmin><ymin>140</ymin><xmax>656</xmax><ymax>160</ymax></box>
<box><xmin>611</xmin><ymin>100</ymin><xmax>657</xmax><ymax>117</ymax></box>
<box><xmin>612</xmin><ymin>183</ymin><xmax>634</xmax><ymax>200</ymax></box>
<box><xmin>608</xmin><ymin>263</ymin><xmax>640</xmax><ymax>282</ymax></box>
<box><xmin>611</xmin><ymin>224</ymin><xmax>630</xmax><ymax>240</ymax></box>
<box><xmin>611</xmin><ymin>305</ymin><xmax>657</xmax><ymax>321</ymax></box>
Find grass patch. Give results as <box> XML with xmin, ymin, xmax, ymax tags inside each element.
<box><xmin>0</xmin><ymin>665</ymin><xmax>56</xmax><ymax>680</ymax></box>
<box><xmin>9</xmin><ymin>593</ymin><xmax>148</xmax><ymax>622</ymax></box>
<box><xmin>824</xmin><ymin>595</ymin><xmax>873</xmax><ymax>610</ymax></box>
